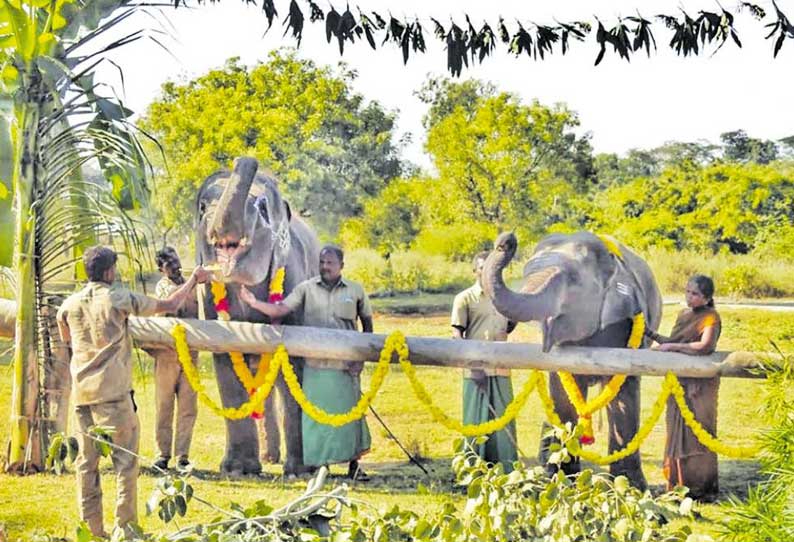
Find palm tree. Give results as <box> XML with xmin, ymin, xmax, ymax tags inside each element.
<box><xmin>1</xmin><ymin>0</ymin><xmax>154</xmax><ymax>472</ymax></box>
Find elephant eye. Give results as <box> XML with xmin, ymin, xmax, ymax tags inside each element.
<box><xmin>255</xmin><ymin>195</ymin><xmax>269</xmax><ymax>224</ymax></box>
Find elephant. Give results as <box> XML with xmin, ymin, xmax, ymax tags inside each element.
<box><xmin>195</xmin><ymin>157</ymin><xmax>320</xmax><ymax>475</ymax></box>
<box><xmin>482</xmin><ymin>231</ymin><xmax>662</xmax><ymax>488</ymax></box>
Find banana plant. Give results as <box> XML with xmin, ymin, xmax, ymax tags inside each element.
<box><xmin>0</xmin><ymin>0</ymin><xmax>155</xmax><ymax>472</ymax></box>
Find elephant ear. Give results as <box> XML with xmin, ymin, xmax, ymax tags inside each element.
<box><xmin>599</xmin><ymin>264</ymin><xmax>645</xmax><ymax>336</ymax></box>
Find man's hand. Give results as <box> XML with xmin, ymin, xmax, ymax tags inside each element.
<box><xmin>470</xmin><ymin>368</ymin><xmax>488</xmax><ymax>391</ymax></box>
<box><xmin>191</xmin><ymin>265</ymin><xmax>211</xmax><ymax>285</ymax></box>
<box><xmin>239</xmin><ymin>285</ymin><xmax>258</xmax><ymax>308</ymax></box>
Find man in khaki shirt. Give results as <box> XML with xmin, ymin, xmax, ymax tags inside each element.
<box><xmin>151</xmin><ymin>247</ymin><xmax>199</xmax><ymax>471</ymax></box>
<box><xmin>57</xmin><ymin>246</ymin><xmax>209</xmax><ymax>537</ymax></box>
<box><xmin>451</xmin><ymin>251</ymin><xmax>518</xmax><ymax>472</ymax></box>
<box><xmin>240</xmin><ymin>245</ymin><xmax>374</xmax><ymax>480</ymax></box>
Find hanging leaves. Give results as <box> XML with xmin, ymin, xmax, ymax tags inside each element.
<box><xmin>765</xmin><ymin>0</ymin><xmax>794</xmax><ymax>58</ymax></box>
<box><xmin>192</xmin><ymin>1</ymin><xmax>791</xmax><ymax>76</ymax></box>
<box><xmin>282</xmin><ymin>0</ymin><xmax>304</xmax><ymax>46</ymax></box>
<box><xmin>261</xmin><ymin>0</ymin><xmax>277</xmax><ymax>29</ymax></box>
<box><xmin>658</xmin><ymin>10</ymin><xmax>700</xmax><ymax>57</ymax></box>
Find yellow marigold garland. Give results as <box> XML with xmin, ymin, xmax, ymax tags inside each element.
<box><xmin>556</xmin><ymin>311</ymin><xmax>645</xmax><ymax>445</ymax></box>
<box><xmin>171</xmin><ymin>323</ymin><xmax>282</xmax><ymax>420</ymax></box>
<box><xmin>174</xmin><ymin>290</ymin><xmax>760</xmax><ymax>461</ymax></box>
<box><xmin>279</xmin><ymin>331</ymin><xmax>399</xmax><ymax>426</ymax></box>
<box><xmin>667</xmin><ymin>373</ymin><xmax>759</xmax><ymax>458</ymax></box>
<box><xmin>399</xmin><ymin>354</ymin><xmax>543</xmax><ymax>437</ymax></box>
<box><xmin>211</xmin><ymin>278</ymin><xmax>284</xmax><ymax>417</ymax></box>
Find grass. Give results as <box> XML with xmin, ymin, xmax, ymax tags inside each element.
<box><xmin>1</xmin><ymin>303</ymin><xmax>792</xmax><ymax>539</ymax></box>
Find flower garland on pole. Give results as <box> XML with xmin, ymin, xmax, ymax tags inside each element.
<box><xmin>556</xmin><ymin>312</ymin><xmax>644</xmax><ymax>445</ymax></box>
<box><xmin>210</xmin><ymin>266</ymin><xmax>286</xmax><ymax>419</ymax></box>
<box><xmin>169</xmin><ymin>321</ymin><xmax>759</xmax><ymax>461</ymax></box>
<box><xmin>171</xmin><ymin>324</ymin><xmax>282</xmax><ymax>419</ymax></box>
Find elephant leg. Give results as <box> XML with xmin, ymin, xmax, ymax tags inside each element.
<box><xmin>213</xmin><ymin>353</ymin><xmax>262</xmax><ymax>475</ymax></box>
<box><xmin>605</xmin><ymin>375</ymin><xmax>647</xmax><ymax>490</ymax></box>
<box><xmin>279</xmin><ymin>356</ymin><xmax>306</xmax><ymax>476</ymax></box>
<box><xmin>259</xmin><ymin>391</ymin><xmax>281</xmax><ymax>464</ymax></box>
<box><xmin>540</xmin><ymin>372</ymin><xmax>589</xmax><ymax>477</ymax></box>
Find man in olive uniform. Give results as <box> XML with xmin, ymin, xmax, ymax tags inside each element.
<box><xmin>151</xmin><ymin>247</ymin><xmax>199</xmax><ymax>471</ymax></box>
<box><xmin>451</xmin><ymin>251</ymin><xmax>518</xmax><ymax>472</ymax></box>
<box><xmin>57</xmin><ymin>246</ymin><xmax>209</xmax><ymax>537</ymax></box>
<box><xmin>239</xmin><ymin>245</ymin><xmax>373</xmax><ymax>480</ymax></box>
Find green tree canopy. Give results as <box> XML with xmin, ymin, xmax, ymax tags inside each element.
<box><xmin>586</xmin><ymin>161</ymin><xmax>794</xmax><ymax>254</ymax></box>
<box><xmin>423</xmin><ymin>80</ymin><xmax>594</xmax><ymax>235</ymax></box>
<box><xmin>140</xmin><ymin>50</ymin><xmax>404</xmax><ymax>236</ymax></box>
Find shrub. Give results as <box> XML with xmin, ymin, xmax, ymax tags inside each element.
<box><xmin>412</xmin><ymin>222</ymin><xmax>499</xmax><ymax>261</ymax></box>
<box><xmin>344</xmin><ymin>249</ymin><xmax>473</xmax><ymax>294</ymax></box>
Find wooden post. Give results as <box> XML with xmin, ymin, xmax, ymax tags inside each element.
<box><xmin>0</xmin><ymin>301</ymin><xmax>777</xmax><ymax>378</ymax></box>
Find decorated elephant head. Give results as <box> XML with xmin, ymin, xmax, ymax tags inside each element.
<box><xmin>196</xmin><ymin>157</ymin><xmax>292</xmax><ymax>287</ymax></box>
<box><xmin>482</xmin><ymin>231</ymin><xmax>661</xmax><ymax>352</ymax></box>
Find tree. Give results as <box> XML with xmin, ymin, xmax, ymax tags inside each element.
<box><xmin>587</xmin><ymin>161</ymin><xmax>794</xmax><ymax>254</ymax></box>
<box><xmin>1</xmin><ymin>0</ymin><xmax>150</xmax><ymax>471</ymax></box>
<box><xmin>139</xmin><ymin>52</ymin><xmax>403</xmax><ymax>236</ymax></box>
<box><xmin>721</xmin><ymin>129</ymin><xmax>779</xmax><ymax>164</ymax></box>
<box><xmin>423</xmin><ymin>80</ymin><xmax>594</xmax><ymax>238</ymax></box>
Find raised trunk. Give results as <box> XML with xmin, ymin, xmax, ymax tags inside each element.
<box><xmin>7</xmin><ymin>100</ymin><xmax>43</xmax><ymax>472</ymax></box>
<box><xmin>481</xmin><ymin>232</ymin><xmax>563</xmax><ymax>323</ymax></box>
<box><xmin>208</xmin><ymin>157</ymin><xmax>258</xmax><ymax>244</ymax></box>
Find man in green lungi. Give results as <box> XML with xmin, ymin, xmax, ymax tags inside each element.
<box><xmin>239</xmin><ymin>245</ymin><xmax>373</xmax><ymax>480</ymax></box>
<box><xmin>451</xmin><ymin>251</ymin><xmax>518</xmax><ymax>472</ymax></box>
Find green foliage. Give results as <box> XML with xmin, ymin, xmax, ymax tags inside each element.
<box><xmin>344</xmin><ymin>436</ymin><xmax>697</xmax><ymax>542</ymax></box>
<box><xmin>140</xmin><ymin>51</ymin><xmax>403</xmax><ymax>236</ymax></box>
<box><xmin>44</xmin><ymin>432</ymin><xmax>78</xmax><ymax>475</ymax></box>
<box><xmin>424</xmin><ymin>85</ymin><xmax>593</xmax><ymax>232</ymax></box>
<box><xmin>588</xmin><ymin>162</ymin><xmax>794</xmax><ymax>255</ymax></box>
<box><xmin>146</xmin><ymin>475</ymin><xmax>194</xmax><ymax>524</ymax></box>
<box><xmin>718</xmin><ymin>350</ymin><xmax>794</xmax><ymax>542</ymax></box>
<box><xmin>643</xmin><ymin>247</ymin><xmax>794</xmax><ymax>299</ymax></box>
<box><xmin>344</xmin><ymin>248</ymin><xmax>472</xmax><ymax>294</ymax></box>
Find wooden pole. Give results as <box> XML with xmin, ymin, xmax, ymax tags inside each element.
<box><xmin>0</xmin><ymin>301</ymin><xmax>776</xmax><ymax>378</ymax></box>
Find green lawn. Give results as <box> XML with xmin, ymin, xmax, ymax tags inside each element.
<box><xmin>1</xmin><ymin>304</ymin><xmax>791</xmax><ymax>539</ymax></box>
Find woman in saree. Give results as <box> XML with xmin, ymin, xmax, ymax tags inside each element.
<box><xmin>646</xmin><ymin>275</ymin><xmax>721</xmax><ymax>501</ymax></box>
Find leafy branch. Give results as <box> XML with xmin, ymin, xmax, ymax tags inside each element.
<box><xmin>187</xmin><ymin>1</ymin><xmax>792</xmax><ymax>76</ymax></box>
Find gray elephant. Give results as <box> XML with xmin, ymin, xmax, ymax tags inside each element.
<box><xmin>196</xmin><ymin>157</ymin><xmax>320</xmax><ymax>475</ymax></box>
<box><xmin>482</xmin><ymin>231</ymin><xmax>662</xmax><ymax>488</ymax></box>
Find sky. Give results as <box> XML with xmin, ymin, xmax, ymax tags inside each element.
<box><xmin>96</xmin><ymin>0</ymin><xmax>794</xmax><ymax>169</ymax></box>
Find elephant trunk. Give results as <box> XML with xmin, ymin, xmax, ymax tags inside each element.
<box><xmin>208</xmin><ymin>157</ymin><xmax>259</xmax><ymax>245</ymax></box>
<box><xmin>482</xmin><ymin>232</ymin><xmax>564</xmax><ymax>323</ymax></box>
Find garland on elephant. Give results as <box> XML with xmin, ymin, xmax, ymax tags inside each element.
<box><xmin>169</xmin><ymin>324</ymin><xmax>759</xmax><ymax>463</ymax></box>
<box><xmin>210</xmin><ymin>266</ymin><xmax>286</xmax><ymax>419</ymax></box>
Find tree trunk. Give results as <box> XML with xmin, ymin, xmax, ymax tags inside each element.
<box><xmin>7</xmin><ymin>100</ymin><xmax>43</xmax><ymax>472</ymax></box>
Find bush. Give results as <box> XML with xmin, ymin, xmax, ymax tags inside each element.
<box><xmin>643</xmin><ymin>248</ymin><xmax>794</xmax><ymax>298</ymax></box>
<box><xmin>344</xmin><ymin>249</ymin><xmax>473</xmax><ymax>294</ymax></box>
<box><xmin>412</xmin><ymin>222</ymin><xmax>499</xmax><ymax>261</ymax></box>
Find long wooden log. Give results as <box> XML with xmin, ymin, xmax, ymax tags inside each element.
<box><xmin>130</xmin><ymin>317</ymin><xmax>769</xmax><ymax>378</ymax></box>
<box><xmin>0</xmin><ymin>300</ymin><xmax>775</xmax><ymax>378</ymax></box>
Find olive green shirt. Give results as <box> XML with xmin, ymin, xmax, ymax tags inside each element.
<box><xmin>57</xmin><ymin>282</ymin><xmax>159</xmax><ymax>406</ymax></box>
<box><xmin>282</xmin><ymin>276</ymin><xmax>372</xmax><ymax>367</ymax></box>
<box><xmin>155</xmin><ymin>276</ymin><xmax>198</xmax><ymax>318</ymax></box>
<box><xmin>451</xmin><ymin>282</ymin><xmax>511</xmax><ymax>377</ymax></box>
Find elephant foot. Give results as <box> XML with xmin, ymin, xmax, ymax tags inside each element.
<box><xmin>220</xmin><ymin>455</ymin><xmax>262</xmax><ymax>476</ymax></box>
<box><xmin>283</xmin><ymin>458</ymin><xmax>312</xmax><ymax>477</ymax></box>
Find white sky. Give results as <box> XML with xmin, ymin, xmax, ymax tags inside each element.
<box><xmin>97</xmin><ymin>0</ymin><xmax>794</xmax><ymax>169</ymax></box>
